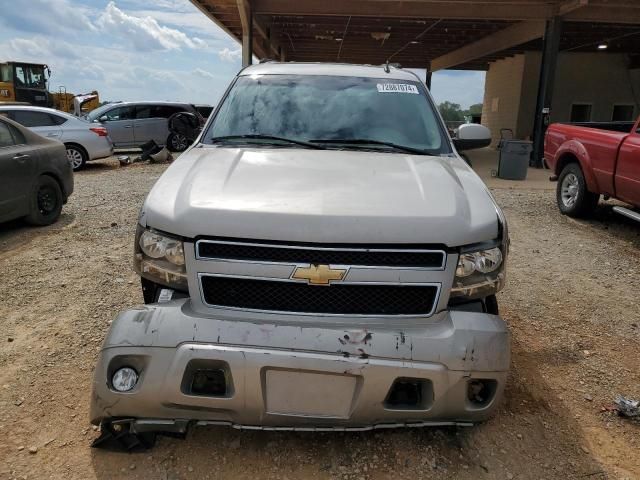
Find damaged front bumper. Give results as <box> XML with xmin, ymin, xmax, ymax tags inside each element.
<box><xmin>90</xmin><ymin>300</ymin><xmax>509</xmax><ymax>434</ymax></box>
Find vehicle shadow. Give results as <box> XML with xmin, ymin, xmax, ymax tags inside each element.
<box><xmin>76</xmin><ymin>159</ymin><xmax>122</xmax><ymax>175</ymax></box>
<box><xmin>0</xmin><ymin>212</ymin><xmax>75</xmax><ymax>255</ymax></box>
<box><xmin>89</xmin><ymin>353</ymin><xmax>606</xmax><ymax>480</ymax></box>
<box><xmin>568</xmin><ymin>202</ymin><xmax>640</xmax><ymax>247</ymax></box>
<box><xmin>77</xmin><ymin>151</ymin><xmax>179</xmax><ymax>176</ymax></box>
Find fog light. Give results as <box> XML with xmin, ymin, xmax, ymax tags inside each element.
<box><xmin>384</xmin><ymin>378</ymin><xmax>433</xmax><ymax>410</ymax></box>
<box><xmin>467</xmin><ymin>379</ymin><xmax>497</xmax><ymax>407</ymax></box>
<box><xmin>190</xmin><ymin>369</ymin><xmax>226</xmax><ymax>396</ymax></box>
<box><xmin>112</xmin><ymin>367</ymin><xmax>138</xmax><ymax>392</ymax></box>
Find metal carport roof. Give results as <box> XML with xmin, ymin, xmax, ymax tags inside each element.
<box><xmin>189</xmin><ymin>0</ymin><xmax>640</xmax><ymax>70</ymax></box>
<box><xmin>189</xmin><ymin>0</ymin><xmax>640</xmax><ymax>167</ymax></box>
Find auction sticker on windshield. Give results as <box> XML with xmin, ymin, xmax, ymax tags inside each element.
<box><xmin>376</xmin><ymin>83</ymin><xmax>419</xmax><ymax>94</ymax></box>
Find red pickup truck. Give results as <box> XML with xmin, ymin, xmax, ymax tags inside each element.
<box><xmin>544</xmin><ymin>116</ymin><xmax>640</xmax><ymax>220</ymax></box>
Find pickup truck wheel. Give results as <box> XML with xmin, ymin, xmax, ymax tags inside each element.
<box><xmin>25</xmin><ymin>175</ymin><xmax>63</xmax><ymax>226</ymax></box>
<box><xmin>556</xmin><ymin>163</ymin><xmax>599</xmax><ymax>218</ymax></box>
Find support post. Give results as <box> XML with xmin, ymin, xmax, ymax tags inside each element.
<box><xmin>238</xmin><ymin>0</ymin><xmax>253</xmax><ymax>67</ymax></box>
<box><xmin>531</xmin><ymin>16</ymin><xmax>562</xmax><ymax>167</ymax></box>
<box><xmin>425</xmin><ymin>63</ymin><xmax>432</xmax><ymax>90</ymax></box>
<box><xmin>242</xmin><ymin>29</ymin><xmax>253</xmax><ymax>67</ymax></box>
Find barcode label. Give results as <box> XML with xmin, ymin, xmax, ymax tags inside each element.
<box><xmin>376</xmin><ymin>83</ymin><xmax>419</xmax><ymax>94</ymax></box>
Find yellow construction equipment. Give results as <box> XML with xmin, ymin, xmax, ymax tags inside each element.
<box><xmin>50</xmin><ymin>87</ymin><xmax>101</xmax><ymax>116</ymax></box>
<box><xmin>0</xmin><ymin>61</ymin><xmax>99</xmax><ymax>115</ymax></box>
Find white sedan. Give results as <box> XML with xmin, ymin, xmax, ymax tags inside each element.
<box><xmin>0</xmin><ymin>105</ymin><xmax>113</xmax><ymax>170</ymax></box>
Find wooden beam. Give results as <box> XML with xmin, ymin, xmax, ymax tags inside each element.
<box><xmin>189</xmin><ymin>0</ymin><xmax>242</xmax><ymax>48</ymax></box>
<box><xmin>565</xmin><ymin>5</ymin><xmax>640</xmax><ymax>24</ymax></box>
<box><xmin>253</xmin><ymin>0</ymin><xmax>640</xmax><ymax>23</ymax></box>
<box><xmin>254</xmin><ymin>16</ymin><xmax>281</xmax><ymax>57</ymax></box>
<box><xmin>253</xmin><ymin>0</ymin><xmax>557</xmax><ymax>21</ymax></box>
<box><xmin>237</xmin><ymin>0</ymin><xmax>253</xmax><ymax>66</ymax></box>
<box><xmin>425</xmin><ymin>61</ymin><xmax>433</xmax><ymax>89</ymax></box>
<box><xmin>557</xmin><ymin>0</ymin><xmax>588</xmax><ymax>16</ymax></box>
<box><xmin>430</xmin><ymin>20</ymin><xmax>544</xmax><ymax>70</ymax></box>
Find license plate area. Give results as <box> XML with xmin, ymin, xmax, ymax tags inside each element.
<box><xmin>264</xmin><ymin>369</ymin><xmax>358</xmax><ymax>419</ymax></box>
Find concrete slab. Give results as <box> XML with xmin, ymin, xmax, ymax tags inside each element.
<box><xmin>466</xmin><ymin>148</ymin><xmax>554</xmax><ymax>191</ymax></box>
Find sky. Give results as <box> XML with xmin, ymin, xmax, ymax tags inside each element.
<box><xmin>0</xmin><ymin>0</ymin><xmax>485</xmax><ymax>108</ymax></box>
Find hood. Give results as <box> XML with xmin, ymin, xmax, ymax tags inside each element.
<box><xmin>141</xmin><ymin>145</ymin><xmax>499</xmax><ymax>247</ymax></box>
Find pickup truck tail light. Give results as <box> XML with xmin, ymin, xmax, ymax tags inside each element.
<box><xmin>90</xmin><ymin>127</ymin><xmax>109</xmax><ymax>137</ymax></box>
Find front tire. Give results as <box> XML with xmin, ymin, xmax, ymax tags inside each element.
<box><xmin>167</xmin><ymin>133</ymin><xmax>189</xmax><ymax>153</ymax></box>
<box><xmin>556</xmin><ymin>163</ymin><xmax>599</xmax><ymax>218</ymax></box>
<box><xmin>65</xmin><ymin>144</ymin><xmax>88</xmax><ymax>171</ymax></box>
<box><xmin>25</xmin><ymin>175</ymin><xmax>63</xmax><ymax>226</ymax></box>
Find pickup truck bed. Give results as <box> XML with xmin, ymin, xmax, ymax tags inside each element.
<box><xmin>544</xmin><ymin>117</ymin><xmax>640</xmax><ymax>217</ymax></box>
<box><xmin>567</xmin><ymin>121</ymin><xmax>635</xmax><ymax>133</ymax></box>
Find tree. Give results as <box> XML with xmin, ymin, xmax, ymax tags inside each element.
<box><xmin>438</xmin><ymin>101</ymin><xmax>464</xmax><ymax>122</ymax></box>
<box><xmin>438</xmin><ymin>101</ymin><xmax>484</xmax><ymax>123</ymax></box>
<box><xmin>467</xmin><ymin>103</ymin><xmax>483</xmax><ymax>116</ymax></box>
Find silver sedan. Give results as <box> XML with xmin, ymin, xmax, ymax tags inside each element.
<box><xmin>0</xmin><ymin>105</ymin><xmax>113</xmax><ymax>170</ymax></box>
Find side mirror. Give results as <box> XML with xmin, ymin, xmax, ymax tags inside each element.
<box><xmin>99</xmin><ymin>115</ymin><xmax>108</xmax><ymax>123</ymax></box>
<box><xmin>453</xmin><ymin>123</ymin><xmax>491</xmax><ymax>151</ymax></box>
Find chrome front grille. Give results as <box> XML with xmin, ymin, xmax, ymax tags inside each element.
<box><xmin>192</xmin><ymin>239</ymin><xmax>450</xmax><ymax>317</ymax></box>
<box><xmin>196</xmin><ymin>239</ymin><xmax>446</xmax><ymax>269</ymax></box>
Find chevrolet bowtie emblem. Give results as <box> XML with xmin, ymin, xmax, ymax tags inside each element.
<box><xmin>291</xmin><ymin>264</ymin><xmax>347</xmax><ymax>285</ymax></box>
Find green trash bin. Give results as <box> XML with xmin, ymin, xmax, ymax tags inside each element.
<box><xmin>497</xmin><ymin>140</ymin><xmax>532</xmax><ymax>180</ymax></box>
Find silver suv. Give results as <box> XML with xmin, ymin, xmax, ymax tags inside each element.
<box><xmin>86</xmin><ymin>101</ymin><xmax>202</xmax><ymax>152</ymax></box>
<box><xmin>90</xmin><ymin>63</ymin><xmax>509</xmax><ymax>449</ymax></box>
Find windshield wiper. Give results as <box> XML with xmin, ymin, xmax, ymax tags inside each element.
<box><xmin>211</xmin><ymin>134</ymin><xmax>325</xmax><ymax>150</ymax></box>
<box><xmin>309</xmin><ymin>138</ymin><xmax>428</xmax><ymax>155</ymax></box>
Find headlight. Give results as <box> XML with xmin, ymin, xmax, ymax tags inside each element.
<box><xmin>457</xmin><ymin>247</ymin><xmax>503</xmax><ymax>275</ymax></box>
<box><xmin>139</xmin><ymin>230</ymin><xmax>185</xmax><ymax>265</ymax></box>
<box><xmin>455</xmin><ymin>253</ymin><xmax>477</xmax><ymax>277</ymax></box>
<box><xmin>451</xmin><ymin>246</ymin><xmax>506</xmax><ymax>299</ymax></box>
<box><xmin>134</xmin><ymin>226</ymin><xmax>187</xmax><ymax>290</ymax></box>
<box><xmin>475</xmin><ymin>248</ymin><xmax>503</xmax><ymax>273</ymax></box>
<box><xmin>139</xmin><ymin>231</ymin><xmax>169</xmax><ymax>258</ymax></box>
<box><xmin>165</xmin><ymin>242</ymin><xmax>185</xmax><ymax>266</ymax></box>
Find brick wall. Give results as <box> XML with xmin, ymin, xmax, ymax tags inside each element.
<box><xmin>480</xmin><ymin>55</ymin><xmax>526</xmax><ymax>147</ymax></box>
<box><xmin>482</xmin><ymin>52</ymin><xmax>640</xmax><ymax>147</ymax></box>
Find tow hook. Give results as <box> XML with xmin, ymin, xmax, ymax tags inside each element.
<box><xmin>91</xmin><ymin>421</ymin><xmax>157</xmax><ymax>451</ymax></box>
<box><xmin>92</xmin><ymin>419</ymin><xmax>189</xmax><ymax>451</ymax></box>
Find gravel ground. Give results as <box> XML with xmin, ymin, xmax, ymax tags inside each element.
<box><xmin>0</xmin><ymin>157</ymin><xmax>639</xmax><ymax>480</ymax></box>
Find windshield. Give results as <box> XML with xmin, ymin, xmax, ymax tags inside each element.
<box><xmin>14</xmin><ymin>65</ymin><xmax>46</xmax><ymax>89</ymax></box>
<box><xmin>86</xmin><ymin>103</ymin><xmax>118</xmax><ymax>122</ymax></box>
<box><xmin>0</xmin><ymin>64</ymin><xmax>11</xmax><ymax>82</ymax></box>
<box><xmin>205</xmin><ymin>74</ymin><xmax>449</xmax><ymax>155</ymax></box>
